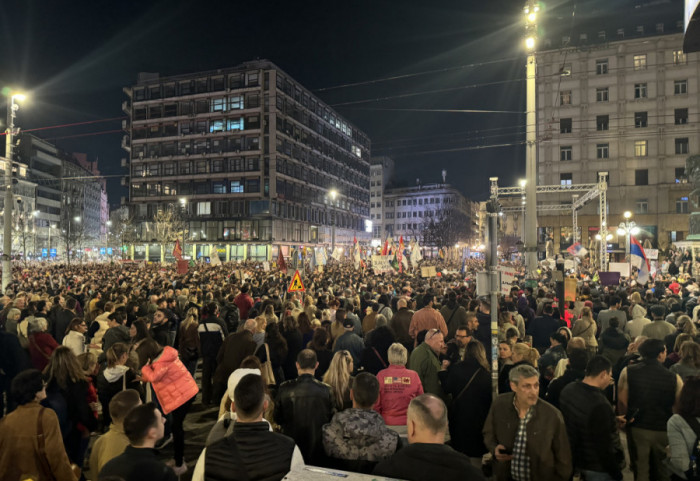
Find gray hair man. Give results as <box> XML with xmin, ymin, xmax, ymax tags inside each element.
<box><xmin>483</xmin><ymin>364</ymin><xmax>572</xmax><ymax>481</ymax></box>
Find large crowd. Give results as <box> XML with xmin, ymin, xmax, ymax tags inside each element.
<box><xmin>0</xmin><ymin>255</ymin><xmax>698</xmax><ymax>481</ymax></box>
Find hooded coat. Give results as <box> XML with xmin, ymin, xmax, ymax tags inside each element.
<box><xmin>141</xmin><ymin>346</ymin><xmax>198</xmax><ymax>414</ymax></box>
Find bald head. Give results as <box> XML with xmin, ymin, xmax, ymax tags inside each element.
<box><xmin>407</xmin><ymin>394</ymin><xmax>448</xmax><ymax>444</ymax></box>
<box><xmin>243</xmin><ymin>319</ymin><xmax>257</xmax><ymax>332</ymax></box>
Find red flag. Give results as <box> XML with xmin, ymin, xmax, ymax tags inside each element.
<box><xmin>172</xmin><ymin>239</ymin><xmax>183</xmax><ymax>261</ymax></box>
<box><xmin>381</xmin><ymin>239</ymin><xmax>388</xmax><ymax>256</ymax></box>
<box><xmin>278</xmin><ymin>249</ymin><xmax>287</xmax><ymax>273</ymax></box>
<box><xmin>353</xmin><ymin>236</ymin><xmax>357</xmax><ymax>245</ymax></box>
<box><xmin>398</xmin><ymin>236</ymin><xmax>404</xmax><ymax>274</ymax></box>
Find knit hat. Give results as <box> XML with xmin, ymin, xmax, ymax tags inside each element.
<box><xmin>227</xmin><ymin>368</ymin><xmax>262</xmax><ymax>401</ymax></box>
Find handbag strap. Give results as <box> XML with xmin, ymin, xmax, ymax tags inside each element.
<box><xmin>372</xmin><ymin>347</ymin><xmax>388</xmax><ymax>369</ymax></box>
<box><xmin>36</xmin><ymin>407</ymin><xmax>55</xmax><ymax>480</ymax></box>
<box><xmin>446</xmin><ymin>306</ymin><xmax>459</xmax><ymax>325</ymax></box>
<box><xmin>454</xmin><ymin>367</ymin><xmax>481</xmax><ymax>402</ymax></box>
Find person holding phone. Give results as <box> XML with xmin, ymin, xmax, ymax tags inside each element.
<box><xmin>483</xmin><ymin>364</ymin><xmax>572</xmax><ymax>481</ymax></box>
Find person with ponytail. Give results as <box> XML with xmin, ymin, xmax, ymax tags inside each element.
<box><xmin>96</xmin><ymin>342</ymin><xmax>140</xmax><ymax>428</ymax></box>
<box><xmin>498</xmin><ymin>342</ymin><xmax>540</xmax><ymax>394</ymax></box>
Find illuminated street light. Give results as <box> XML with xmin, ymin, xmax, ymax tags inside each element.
<box><xmin>525</xmin><ymin>36</ymin><xmax>536</xmax><ymax>50</ymax></box>
<box><xmin>3</xmin><ymin>90</ymin><xmax>28</xmax><ymax>293</ymax></box>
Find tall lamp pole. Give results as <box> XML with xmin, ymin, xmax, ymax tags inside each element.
<box><xmin>617</xmin><ymin>211</ymin><xmax>640</xmax><ymax>275</ymax></box>
<box><xmin>3</xmin><ymin>92</ymin><xmax>26</xmax><ymax>294</ymax></box>
<box><xmin>330</xmin><ymin>189</ymin><xmax>338</xmax><ymax>252</ymax></box>
<box><xmin>524</xmin><ymin>1</ymin><xmax>540</xmax><ymax>276</ymax></box>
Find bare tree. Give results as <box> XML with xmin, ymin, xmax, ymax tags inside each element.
<box><xmin>422</xmin><ymin>206</ymin><xmax>471</xmax><ymax>251</ymax></box>
<box><xmin>14</xmin><ymin>214</ymin><xmax>34</xmax><ymax>266</ymax></box>
<box><xmin>59</xmin><ymin>215</ymin><xmax>86</xmax><ymax>265</ymax></box>
<box><xmin>108</xmin><ymin>210</ymin><xmax>137</xmax><ymax>260</ymax></box>
<box><xmin>152</xmin><ymin>205</ymin><xmax>188</xmax><ymax>263</ymax></box>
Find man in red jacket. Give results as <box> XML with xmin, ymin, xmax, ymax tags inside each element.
<box><xmin>234</xmin><ymin>285</ymin><xmax>254</xmax><ymax>321</ymax></box>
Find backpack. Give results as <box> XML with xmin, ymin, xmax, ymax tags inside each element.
<box><xmin>221</xmin><ymin>304</ymin><xmax>240</xmax><ymax>333</ymax></box>
<box><xmin>683</xmin><ymin>416</ymin><xmax>700</xmax><ymax>481</ymax></box>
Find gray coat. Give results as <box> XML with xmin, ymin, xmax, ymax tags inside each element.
<box><xmin>322</xmin><ymin>408</ymin><xmax>399</xmax><ymax>461</ymax></box>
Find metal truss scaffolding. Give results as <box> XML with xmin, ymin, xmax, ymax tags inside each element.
<box><xmin>489</xmin><ymin>172</ymin><xmax>609</xmax><ymax>271</ymax></box>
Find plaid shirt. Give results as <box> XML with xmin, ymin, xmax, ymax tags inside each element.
<box><xmin>510</xmin><ymin>399</ymin><xmax>533</xmax><ymax>481</ymax></box>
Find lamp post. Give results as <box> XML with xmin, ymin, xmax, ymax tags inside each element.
<box><xmin>617</xmin><ymin>211</ymin><xmax>640</xmax><ymax>275</ymax></box>
<box><xmin>67</xmin><ymin>216</ymin><xmax>81</xmax><ymax>264</ymax></box>
<box><xmin>2</xmin><ymin>92</ymin><xmax>26</xmax><ymax>293</ymax></box>
<box><xmin>179</xmin><ymin>197</ymin><xmax>188</xmax><ymax>259</ymax></box>
<box><xmin>329</xmin><ymin>189</ymin><xmax>338</xmax><ymax>252</ymax></box>
<box><xmin>523</xmin><ymin>1</ymin><xmax>540</xmax><ymax>276</ymax></box>
<box><xmin>48</xmin><ymin>223</ymin><xmax>55</xmax><ymax>261</ymax></box>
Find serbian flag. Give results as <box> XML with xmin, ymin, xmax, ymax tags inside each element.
<box><xmin>398</xmin><ymin>236</ymin><xmax>404</xmax><ymax>273</ymax></box>
<box><xmin>278</xmin><ymin>249</ymin><xmax>287</xmax><ymax>273</ymax></box>
<box><xmin>172</xmin><ymin>239</ymin><xmax>183</xmax><ymax>260</ymax></box>
<box><xmin>630</xmin><ymin>236</ymin><xmax>650</xmax><ymax>284</ymax></box>
<box><xmin>566</xmin><ymin>242</ymin><xmax>588</xmax><ymax>257</ymax></box>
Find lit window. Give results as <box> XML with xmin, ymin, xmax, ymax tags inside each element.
<box><xmin>677</xmin><ymin>197</ymin><xmax>689</xmax><ymax>213</ymax></box>
<box><xmin>560</xmin><ymin>91</ymin><xmax>572</xmax><ymax>105</ymax></box>
<box><xmin>229</xmin><ymin>95</ymin><xmax>244</xmax><ymax>110</ymax></box>
<box><xmin>560</xmin><ymin>173</ymin><xmax>572</xmax><ymax>186</ymax></box>
<box><xmin>227</xmin><ymin>118</ymin><xmax>244</xmax><ymax>131</ymax></box>
<box><xmin>197</xmin><ymin>202</ymin><xmax>211</xmax><ymax>215</ymax></box>
<box><xmin>673</xmin><ymin>50</ymin><xmax>687</xmax><ymax>65</ymax></box>
<box><xmin>633</xmin><ymin>54</ymin><xmax>647</xmax><ymax>70</ymax></box>
<box><xmin>230</xmin><ymin>181</ymin><xmax>244</xmax><ymax>193</ymax></box>
<box><xmin>634</xmin><ymin>140</ymin><xmax>648</xmax><ymax>157</ymax></box>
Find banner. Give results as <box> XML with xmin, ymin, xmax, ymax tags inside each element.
<box><xmin>421</xmin><ymin>266</ymin><xmax>437</xmax><ymax>278</ymax></box>
<box><xmin>498</xmin><ymin>267</ymin><xmax>517</xmax><ymax>296</ymax></box>
<box><xmin>645</xmin><ymin>248</ymin><xmax>659</xmax><ymax>260</ymax></box>
<box><xmin>608</xmin><ymin>262</ymin><xmax>630</xmax><ymax>277</ymax></box>
<box><xmin>372</xmin><ymin>255</ymin><xmax>395</xmax><ymax>274</ymax></box>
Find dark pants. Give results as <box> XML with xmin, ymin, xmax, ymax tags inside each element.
<box><xmin>184</xmin><ymin>358</ymin><xmax>198</xmax><ymax>379</ymax></box>
<box><xmin>201</xmin><ymin>356</ymin><xmax>217</xmax><ymax>405</ymax></box>
<box><xmin>171</xmin><ymin>397</ymin><xmax>194</xmax><ymax>466</ymax></box>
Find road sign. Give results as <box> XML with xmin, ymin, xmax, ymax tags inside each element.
<box><xmin>50</xmin><ymin>248</ymin><xmax>57</xmax><ymax>258</ymax></box>
<box><xmin>41</xmin><ymin>248</ymin><xmax>48</xmax><ymax>258</ymax></box>
<box><xmin>287</xmin><ymin>269</ymin><xmax>305</xmax><ymax>292</ymax></box>
<box><xmin>100</xmin><ymin>247</ymin><xmax>106</xmax><ymax>255</ymax></box>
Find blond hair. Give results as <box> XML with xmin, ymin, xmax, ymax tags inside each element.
<box><xmin>323</xmin><ymin>350</ymin><xmax>353</xmax><ymax>408</ymax></box>
<box><xmin>512</xmin><ymin>342</ymin><xmax>540</xmax><ymax>368</ymax></box>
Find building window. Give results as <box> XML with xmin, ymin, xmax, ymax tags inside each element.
<box><xmin>598</xmin><ymin>31</ymin><xmax>606</xmax><ymax>40</ymax></box>
<box><xmin>674</xmin><ymin>80</ymin><xmax>688</xmax><ymax>95</ymax></box>
<box><xmin>230</xmin><ymin>180</ymin><xmax>244</xmax><ymax>193</ymax></box>
<box><xmin>560</xmin><ymin>146</ymin><xmax>572</xmax><ymax>161</ymax></box>
<box><xmin>656</xmin><ymin>23</ymin><xmax>664</xmax><ymax>33</ymax></box>
<box><xmin>675</xmin><ymin>138</ymin><xmax>689</xmax><ymax>155</ymax></box>
<box><xmin>633</xmin><ymin>54</ymin><xmax>647</xmax><ymax>70</ymax></box>
<box><xmin>634</xmin><ymin>140</ymin><xmax>648</xmax><ymax>157</ymax></box>
<box><xmin>596</xmin><ymin>115</ymin><xmax>609</xmax><ymax>131</ymax></box>
<box><xmin>596</xmin><ymin>88</ymin><xmax>609</xmax><ymax>102</ymax></box>
<box><xmin>197</xmin><ymin>202</ymin><xmax>211</xmax><ymax>216</ymax></box>
<box><xmin>676</xmin><ymin>167</ymin><xmax>687</xmax><ymax>183</ymax></box>
<box><xmin>596</xmin><ymin>143</ymin><xmax>609</xmax><ymax>159</ymax></box>
<box><xmin>596</xmin><ymin>59</ymin><xmax>609</xmax><ymax>75</ymax></box>
<box><xmin>634</xmin><ymin>112</ymin><xmax>648</xmax><ymax>128</ymax></box>
<box><xmin>634</xmin><ymin>83</ymin><xmax>647</xmax><ymax>98</ymax></box>
<box><xmin>560</xmin><ymin>90</ymin><xmax>572</xmax><ymax>105</ymax></box>
<box><xmin>673</xmin><ymin>50</ymin><xmax>687</xmax><ymax>65</ymax></box>
<box><xmin>617</xmin><ymin>28</ymin><xmax>625</xmax><ymax>38</ymax></box>
<box><xmin>675</xmin><ymin>108</ymin><xmax>688</xmax><ymax>125</ymax></box>
<box><xmin>212</xmin><ymin>181</ymin><xmax>227</xmax><ymax>194</ymax></box>
<box><xmin>635</xmin><ymin>169</ymin><xmax>649</xmax><ymax>185</ymax></box>
<box><xmin>677</xmin><ymin>197</ymin><xmax>689</xmax><ymax>213</ymax></box>
<box><xmin>560</xmin><ymin>118</ymin><xmax>572</xmax><ymax>134</ymax></box>
<box><xmin>560</xmin><ymin>173</ymin><xmax>573</xmax><ymax>186</ymax></box>
<box><xmin>635</xmin><ymin>200</ymin><xmax>648</xmax><ymax>214</ymax></box>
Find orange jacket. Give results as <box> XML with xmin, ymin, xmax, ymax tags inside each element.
<box><xmin>141</xmin><ymin>346</ymin><xmax>198</xmax><ymax>414</ymax></box>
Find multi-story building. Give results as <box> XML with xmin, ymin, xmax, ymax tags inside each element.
<box><xmin>62</xmin><ymin>153</ymin><xmax>105</xmax><ymax>251</ymax></box>
<box><xmin>17</xmin><ymin>134</ymin><xmax>61</xmax><ymax>255</ymax></box>
<box><xmin>122</xmin><ymin>60</ymin><xmax>371</xmax><ymax>261</ymax></box>
<box><xmin>536</xmin><ymin>2</ymin><xmax>692</xmax><ymax>253</ymax></box>
<box><xmin>369</xmin><ymin>156</ymin><xmax>394</xmax><ymax>239</ymax></box>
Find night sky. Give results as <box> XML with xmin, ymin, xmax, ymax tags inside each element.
<box><xmin>0</xmin><ymin>0</ymin><xmax>565</xmax><ymax>206</ymax></box>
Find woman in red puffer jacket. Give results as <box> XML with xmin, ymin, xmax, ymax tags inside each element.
<box><xmin>141</xmin><ymin>345</ymin><xmax>198</xmax><ymax>476</ymax></box>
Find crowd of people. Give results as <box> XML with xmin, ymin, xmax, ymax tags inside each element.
<box><xmin>0</xmin><ymin>257</ymin><xmax>698</xmax><ymax>481</ymax></box>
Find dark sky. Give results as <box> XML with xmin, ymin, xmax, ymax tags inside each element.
<box><xmin>0</xmin><ymin>0</ymin><xmax>547</xmax><ymax>206</ymax></box>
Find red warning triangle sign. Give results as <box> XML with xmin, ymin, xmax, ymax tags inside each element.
<box><xmin>287</xmin><ymin>270</ymin><xmax>305</xmax><ymax>292</ymax></box>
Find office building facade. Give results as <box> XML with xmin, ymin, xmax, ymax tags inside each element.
<box><xmin>122</xmin><ymin>60</ymin><xmax>371</xmax><ymax>261</ymax></box>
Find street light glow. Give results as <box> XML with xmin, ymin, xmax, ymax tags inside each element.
<box><xmin>329</xmin><ymin>189</ymin><xmax>338</xmax><ymax>200</ymax></box>
<box><xmin>74</xmin><ymin>216</ymin><xmax>81</xmax><ymax>222</ymax></box>
<box><xmin>527</xmin><ymin>12</ymin><xmax>536</xmax><ymax>22</ymax></box>
<box><xmin>12</xmin><ymin>93</ymin><xmax>26</xmax><ymax>102</ymax></box>
<box><xmin>525</xmin><ymin>37</ymin><xmax>536</xmax><ymax>50</ymax></box>
<box><xmin>519</xmin><ymin>179</ymin><xmax>527</xmax><ymax>187</ymax></box>
<box><xmin>631</xmin><ymin>226</ymin><xmax>640</xmax><ymax>235</ymax></box>
<box><xmin>623</xmin><ymin>211</ymin><xmax>632</xmax><ymax>219</ymax></box>
<box><xmin>617</xmin><ymin>227</ymin><xmax>626</xmax><ymax>236</ymax></box>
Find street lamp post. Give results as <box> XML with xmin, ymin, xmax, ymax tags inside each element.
<box><xmin>329</xmin><ymin>189</ymin><xmax>338</xmax><ymax>252</ymax></box>
<box><xmin>179</xmin><ymin>197</ymin><xmax>187</xmax><ymax>259</ymax></box>
<box><xmin>523</xmin><ymin>1</ymin><xmax>540</xmax><ymax>276</ymax></box>
<box><xmin>617</xmin><ymin>211</ymin><xmax>640</xmax><ymax>275</ymax></box>
<box><xmin>48</xmin><ymin>223</ymin><xmax>55</xmax><ymax>261</ymax></box>
<box><xmin>2</xmin><ymin>92</ymin><xmax>26</xmax><ymax>293</ymax></box>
